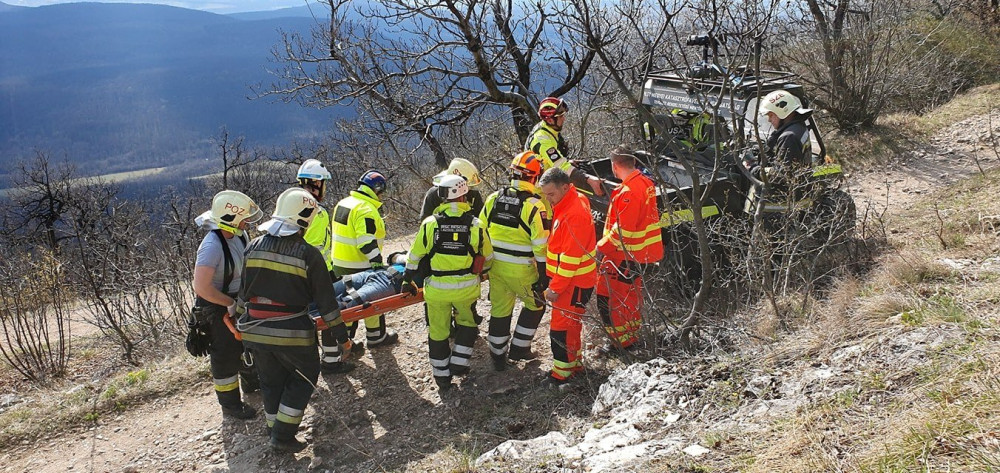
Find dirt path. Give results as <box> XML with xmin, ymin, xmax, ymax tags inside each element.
<box><xmin>846</xmin><ymin>110</ymin><xmax>1000</xmax><ymax>214</ymax></box>
<box><xmin>1</xmin><ymin>239</ymin><xmax>610</xmax><ymax>473</ymax></box>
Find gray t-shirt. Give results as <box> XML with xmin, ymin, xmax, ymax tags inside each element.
<box><xmin>195</xmin><ymin>231</ymin><xmax>246</xmax><ymax>295</ymax></box>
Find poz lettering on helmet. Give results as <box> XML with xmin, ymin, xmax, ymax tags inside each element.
<box><xmin>225</xmin><ymin>202</ymin><xmax>247</xmax><ymax>215</ymax></box>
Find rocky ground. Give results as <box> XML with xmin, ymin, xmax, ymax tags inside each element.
<box><xmin>1</xmin><ymin>102</ymin><xmax>998</xmax><ymax>472</ymax></box>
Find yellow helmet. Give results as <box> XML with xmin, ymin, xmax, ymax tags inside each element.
<box><xmin>433</xmin><ymin>158</ymin><xmax>482</xmax><ymax>187</ymax></box>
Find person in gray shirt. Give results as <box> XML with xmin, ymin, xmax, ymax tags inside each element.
<box><xmin>191</xmin><ymin>190</ymin><xmax>262</xmax><ymax>420</ymax></box>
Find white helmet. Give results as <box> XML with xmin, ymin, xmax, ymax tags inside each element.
<box><xmin>297</xmin><ymin>159</ymin><xmax>332</xmax><ymax>181</ymax></box>
<box><xmin>433</xmin><ymin>158</ymin><xmax>481</xmax><ymax>187</ymax></box>
<box><xmin>209</xmin><ymin>190</ymin><xmax>261</xmax><ymax>236</ymax></box>
<box><xmin>436</xmin><ymin>174</ymin><xmax>469</xmax><ymax>201</ymax></box>
<box><xmin>297</xmin><ymin>159</ymin><xmax>332</xmax><ymax>201</ymax></box>
<box><xmin>259</xmin><ymin>188</ymin><xmax>318</xmax><ymax>237</ymax></box>
<box><xmin>759</xmin><ymin>90</ymin><xmax>812</xmax><ymax>120</ymax></box>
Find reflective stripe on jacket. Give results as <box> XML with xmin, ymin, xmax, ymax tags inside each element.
<box><xmin>546</xmin><ymin>185</ymin><xmax>597</xmax><ymax>294</ymax></box>
<box><xmin>524</xmin><ymin>121</ymin><xmax>573</xmax><ymax>174</ymax></box>
<box><xmin>331</xmin><ymin>187</ymin><xmax>386</xmax><ymax>270</ymax></box>
<box><xmin>406</xmin><ymin>201</ymin><xmax>494</xmax><ymax>301</ymax></box>
<box><xmin>598</xmin><ymin>170</ymin><xmax>663</xmax><ymax>263</ymax></box>
<box><xmin>237</xmin><ymin>233</ymin><xmax>347</xmax><ymax>347</ymax></box>
<box><xmin>481</xmin><ymin>180</ymin><xmax>548</xmax><ymax>267</ymax></box>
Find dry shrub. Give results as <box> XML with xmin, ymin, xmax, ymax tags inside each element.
<box><xmin>881</xmin><ymin>251</ymin><xmax>956</xmax><ymax>286</ymax></box>
<box><xmin>0</xmin><ymin>250</ymin><xmax>71</xmax><ymax>383</ymax></box>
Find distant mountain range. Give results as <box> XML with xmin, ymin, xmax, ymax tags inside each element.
<box><xmin>0</xmin><ymin>1</ymin><xmax>347</xmax><ymax>184</ymax></box>
<box><xmin>229</xmin><ymin>4</ymin><xmax>319</xmax><ymax>20</ymax></box>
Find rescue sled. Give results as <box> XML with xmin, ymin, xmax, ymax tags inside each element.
<box><xmin>224</xmin><ymin>289</ymin><xmax>424</xmax><ymax>341</ymax></box>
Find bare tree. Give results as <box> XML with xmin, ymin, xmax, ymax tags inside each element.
<box><xmin>217</xmin><ymin>128</ymin><xmax>268</xmax><ymax>191</ymax></box>
<box><xmin>6</xmin><ymin>152</ymin><xmax>77</xmax><ymax>253</ymax></box>
<box><xmin>771</xmin><ymin>0</ymin><xmax>980</xmax><ymax>129</ymax></box>
<box><xmin>260</xmin><ymin>0</ymin><xmax>597</xmax><ymax>168</ymax></box>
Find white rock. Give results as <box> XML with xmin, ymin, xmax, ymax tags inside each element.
<box><xmin>683</xmin><ymin>444</ymin><xmax>711</xmax><ymax>457</ymax></box>
<box><xmin>475</xmin><ymin>431</ymin><xmax>569</xmax><ymax>465</ymax></box>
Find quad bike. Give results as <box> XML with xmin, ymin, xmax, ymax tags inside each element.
<box><xmin>579</xmin><ymin>34</ymin><xmax>856</xmax><ymax>282</ymax></box>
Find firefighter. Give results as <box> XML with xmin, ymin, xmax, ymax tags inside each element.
<box><xmin>298</xmin><ymin>159</ymin><xmax>333</xmax><ymax>271</ymax></box>
<box><xmin>524</xmin><ymin>97</ymin><xmax>604</xmax><ymax>196</ymax></box>
<box><xmin>295</xmin><ymin>160</ymin><xmax>362</xmax><ymax>373</ymax></box>
<box><xmin>419</xmin><ymin>158</ymin><xmax>485</xmax><ymax>220</ymax></box>
<box><xmin>480</xmin><ymin>151</ymin><xmax>550</xmax><ymax>369</ymax></box>
<box><xmin>759</xmin><ymin>90</ymin><xmax>814</xmax><ymax>169</ymax></box>
<box><xmin>744</xmin><ymin>90</ymin><xmax>818</xmax><ymax>218</ymax></box>
<box><xmin>595</xmin><ymin>147</ymin><xmax>664</xmax><ymax>353</ymax></box>
<box><xmin>322</xmin><ymin>170</ymin><xmax>398</xmax><ymax>374</ymax></box>
<box><xmin>403</xmin><ymin>174</ymin><xmax>493</xmax><ymax>391</ymax></box>
<box><xmin>236</xmin><ymin>187</ymin><xmax>353</xmax><ymax>452</ymax></box>
<box><xmin>538</xmin><ymin>168</ymin><xmax>598</xmax><ymax>388</ymax></box>
<box><xmin>190</xmin><ymin>190</ymin><xmax>262</xmax><ymax>419</ymax></box>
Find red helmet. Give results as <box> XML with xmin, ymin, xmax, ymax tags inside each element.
<box><xmin>538</xmin><ymin>97</ymin><xmax>568</xmax><ymax>120</ymax></box>
<box><xmin>510</xmin><ymin>151</ymin><xmax>542</xmax><ymax>179</ymax></box>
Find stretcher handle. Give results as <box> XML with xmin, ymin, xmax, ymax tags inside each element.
<box><xmin>315</xmin><ymin>290</ymin><xmax>424</xmax><ymax>330</ymax></box>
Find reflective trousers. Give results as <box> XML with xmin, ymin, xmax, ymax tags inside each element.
<box><xmin>549</xmin><ymin>286</ymin><xmax>593</xmax><ymax>381</ymax></box>
<box><xmin>487</xmin><ymin>264</ymin><xmax>544</xmax><ymax>357</ymax></box>
<box><xmin>426</xmin><ymin>298</ymin><xmax>479</xmax><ymax>385</ymax></box>
<box><xmin>595</xmin><ymin>257</ymin><xmax>643</xmax><ymax>348</ymax></box>
<box><xmin>200</xmin><ymin>299</ymin><xmax>257</xmax><ymax>408</ymax></box>
<box><xmin>243</xmin><ymin>342</ymin><xmax>319</xmax><ymax>442</ymax></box>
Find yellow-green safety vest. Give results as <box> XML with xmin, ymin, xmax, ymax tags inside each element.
<box><xmin>331</xmin><ymin>187</ymin><xmax>386</xmax><ymax>270</ymax></box>
<box><xmin>303</xmin><ymin>206</ymin><xmax>333</xmax><ymax>271</ymax></box>
<box><xmin>480</xmin><ymin>180</ymin><xmax>548</xmax><ymax>267</ymax></box>
<box><xmin>406</xmin><ymin>201</ymin><xmax>493</xmax><ymax>299</ymax></box>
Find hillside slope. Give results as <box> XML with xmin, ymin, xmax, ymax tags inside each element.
<box><xmin>0</xmin><ymin>3</ymin><xmax>340</xmax><ymax>181</ymax></box>
<box><xmin>0</xmin><ymin>87</ymin><xmax>998</xmax><ymax>472</ymax></box>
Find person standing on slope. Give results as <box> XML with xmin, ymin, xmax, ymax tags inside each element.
<box><xmin>525</xmin><ymin>97</ymin><xmax>605</xmax><ymax>197</ymax></box>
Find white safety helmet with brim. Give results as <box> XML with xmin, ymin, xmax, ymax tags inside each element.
<box><xmin>759</xmin><ymin>90</ymin><xmax>812</xmax><ymax>120</ymax></box>
<box><xmin>258</xmin><ymin>187</ymin><xmax>319</xmax><ymax>237</ymax></box>
<box><xmin>433</xmin><ymin>158</ymin><xmax>482</xmax><ymax>187</ymax></box>
<box><xmin>195</xmin><ymin>190</ymin><xmax>262</xmax><ymax>236</ymax></box>
<box><xmin>436</xmin><ymin>174</ymin><xmax>469</xmax><ymax>201</ymax></box>
<box><xmin>297</xmin><ymin>159</ymin><xmax>332</xmax><ymax>201</ymax></box>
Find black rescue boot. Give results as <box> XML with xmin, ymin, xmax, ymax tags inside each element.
<box><xmin>435</xmin><ymin>376</ymin><xmax>453</xmax><ymax>392</ymax></box>
<box><xmin>269</xmin><ymin>436</ymin><xmax>308</xmax><ymax>453</ymax></box>
<box><xmin>320</xmin><ymin>361</ymin><xmax>356</xmax><ymax>375</ymax></box>
<box><xmin>491</xmin><ymin>353</ymin><xmax>508</xmax><ymax>372</ymax></box>
<box><xmin>221</xmin><ymin>402</ymin><xmax>257</xmax><ymax>420</ymax></box>
<box><xmin>367</xmin><ymin>329</ymin><xmax>399</xmax><ymax>348</ymax></box>
<box><xmin>507</xmin><ymin>345</ymin><xmax>538</xmax><ymax>361</ymax></box>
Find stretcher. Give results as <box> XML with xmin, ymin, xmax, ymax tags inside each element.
<box><xmin>224</xmin><ymin>289</ymin><xmax>424</xmax><ymax>341</ymax></box>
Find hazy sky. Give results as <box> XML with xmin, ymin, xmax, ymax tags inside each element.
<box><xmin>6</xmin><ymin>0</ymin><xmax>309</xmax><ymax>13</ymax></box>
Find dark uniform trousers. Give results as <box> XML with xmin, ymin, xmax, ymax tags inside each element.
<box><xmin>243</xmin><ymin>341</ymin><xmax>320</xmax><ymax>441</ymax></box>
<box><xmin>201</xmin><ymin>298</ymin><xmax>258</xmax><ymax>408</ymax></box>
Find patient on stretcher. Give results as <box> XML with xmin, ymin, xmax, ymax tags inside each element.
<box><xmin>331</xmin><ymin>252</ymin><xmax>414</xmax><ymax>310</ymax></box>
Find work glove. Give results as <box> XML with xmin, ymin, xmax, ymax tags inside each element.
<box><xmin>339</xmin><ymin>339</ymin><xmax>354</xmax><ymax>362</ymax></box>
<box><xmin>185</xmin><ymin>307</ymin><xmax>211</xmax><ymax>357</ymax></box>
<box><xmin>370</xmin><ymin>261</ymin><xmax>385</xmax><ymax>270</ymax></box>
<box><xmin>401</xmin><ymin>279</ymin><xmax>418</xmax><ymax>296</ymax></box>
<box><xmin>226</xmin><ymin>302</ymin><xmax>237</xmax><ymax>318</ymax></box>
<box><xmin>535</xmin><ymin>262</ymin><xmax>549</xmax><ymax>289</ymax></box>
